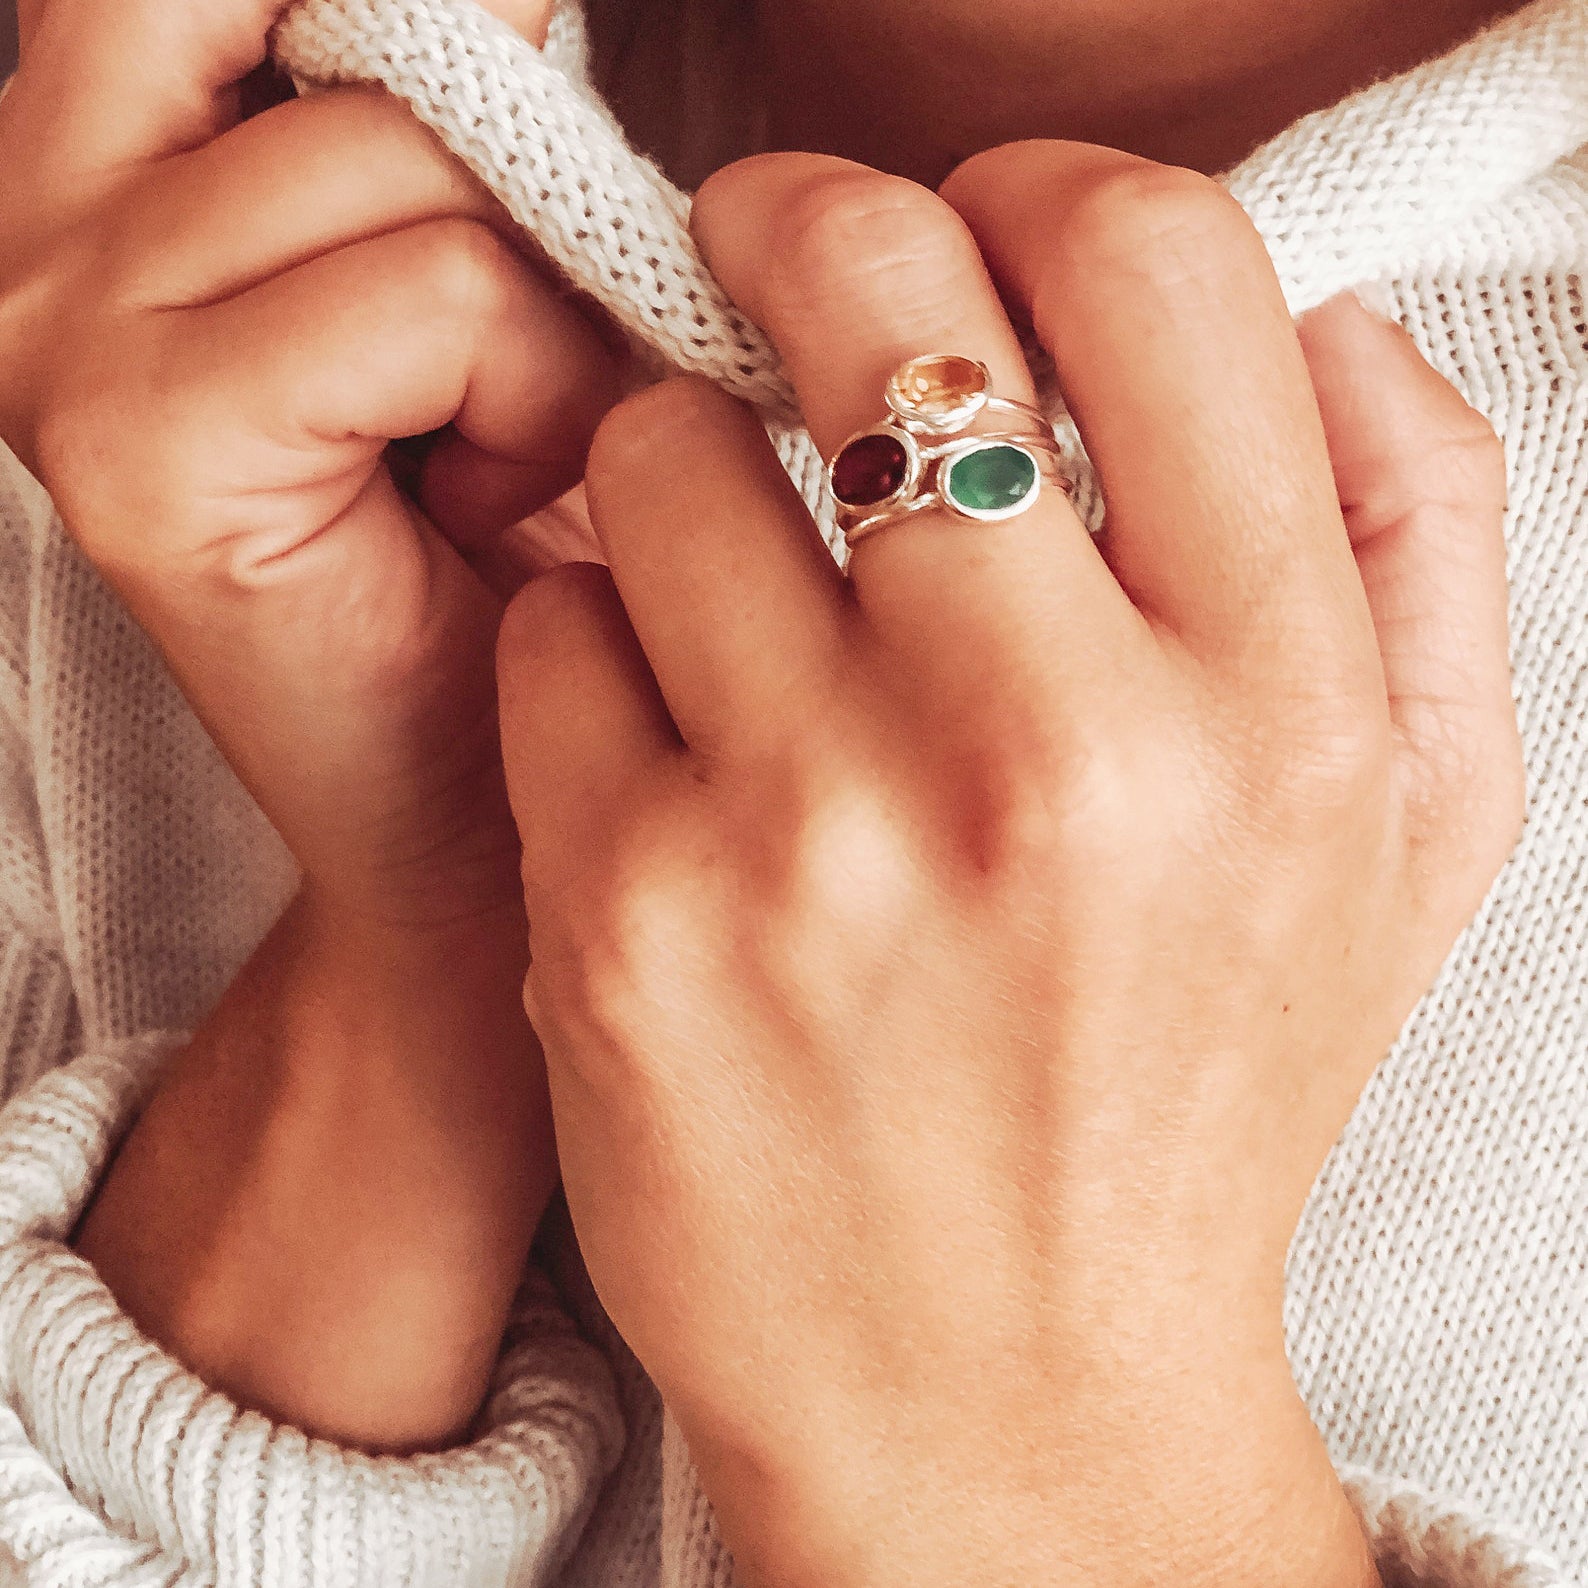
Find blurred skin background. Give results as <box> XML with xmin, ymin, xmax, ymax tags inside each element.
<box><xmin>2</xmin><ymin>7</ymin><xmax>15</xmax><ymax>76</ymax></box>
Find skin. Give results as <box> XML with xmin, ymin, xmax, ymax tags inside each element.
<box><xmin>3</xmin><ymin>0</ymin><xmax>603</xmax><ymax>1449</ymax></box>
<box><xmin>603</xmin><ymin>0</ymin><xmax>1523</xmax><ymax>184</ymax></box>
<box><xmin>0</xmin><ymin>0</ymin><xmax>1525</xmax><ymax>1581</ymax></box>
<box><xmin>496</xmin><ymin>151</ymin><xmax>1520</xmax><ymax>1588</ymax></box>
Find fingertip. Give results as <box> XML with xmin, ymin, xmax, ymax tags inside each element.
<box><xmin>498</xmin><ymin>559</ymin><xmax>584</xmax><ymax>678</ymax></box>
<box><xmin>497</xmin><ymin>559</ymin><xmax>631</xmax><ymax>700</ymax></box>
<box><xmin>474</xmin><ymin>0</ymin><xmax>556</xmax><ymax>48</ymax></box>
<box><xmin>937</xmin><ymin>137</ymin><xmax>1077</xmax><ymax>212</ymax></box>
<box><xmin>1296</xmin><ymin>287</ymin><xmax>1404</xmax><ymax>344</ymax></box>
<box><xmin>692</xmin><ymin>152</ymin><xmax>852</xmax><ymax>247</ymax></box>
<box><xmin>691</xmin><ymin>151</ymin><xmax>905</xmax><ymax>314</ymax></box>
<box><xmin>1297</xmin><ymin>288</ymin><xmax>1505</xmax><ymax>516</ymax></box>
<box><xmin>1295</xmin><ymin>287</ymin><xmax>1433</xmax><ymax>380</ymax></box>
<box><xmin>495</xmin><ymin>559</ymin><xmax>673</xmax><ymax>844</ymax></box>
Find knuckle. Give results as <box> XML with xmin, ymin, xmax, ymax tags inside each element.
<box><xmin>1430</xmin><ymin>402</ymin><xmax>1508</xmax><ymax>506</ymax></box>
<box><xmin>536</xmin><ymin>821</ymin><xmax>701</xmax><ymax>1059</ymax></box>
<box><xmin>769</xmin><ymin>165</ymin><xmax>972</xmax><ymax>301</ymax></box>
<box><xmin>526</xmin><ymin>943</ymin><xmax>647</xmax><ymax>1095</ymax></box>
<box><xmin>309</xmin><ymin>88</ymin><xmax>504</xmax><ymax>216</ymax></box>
<box><xmin>780</xmin><ymin>761</ymin><xmax>920</xmax><ymax>924</ymax></box>
<box><xmin>418</xmin><ymin>217</ymin><xmax>520</xmax><ymax>319</ymax></box>
<box><xmin>1050</xmin><ymin>160</ymin><xmax>1255</xmax><ymax>292</ymax></box>
<box><xmin>317</xmin><ymin>81</ymin><xmax>427</xmax><ymax>139</ymax></box>
<box><xmin>735</xmin><ymin>758</ymin><xmax>928</xmax><ymax>1018</ymax></box>
<box><xmin>499</xmin><ymin>559</ymin><xmax>613</xmax><ymax>663</ymax></box>
<box><xmin>1409</xmin><ymin>710</ymin><xmax>1527</xmax><ymax>886</ymax></box>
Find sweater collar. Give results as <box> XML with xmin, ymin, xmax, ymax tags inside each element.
<box><xmin>1225</xmin><ymin>0</ymin><xmax>1588</xmax><ymax>308</ymax></box>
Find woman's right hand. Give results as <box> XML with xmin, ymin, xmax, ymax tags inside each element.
<box><xmin>0</xmin><ymin>0</ymin><xmax>613</xmax><ymax>932</ymax></box>
<box><xmin>0</xmin><ymin>0</ymin><xmax>613</xmax><ymax>1449</ymax></box>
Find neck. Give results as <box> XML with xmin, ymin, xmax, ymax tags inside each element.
<box><xmin>748</xmin><ymin>0</ymin><xmax>1523</xmax><ymax>183</ymax></box>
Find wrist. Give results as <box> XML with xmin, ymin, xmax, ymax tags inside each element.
<box><xmin>298</xmin><ymin>780</ymin><xmax>529</xmax><ymax>946</ymax></box>
<box><xmin>691</xmin><ymin>1354</ymin><xmax>1377</xmax><ymax>1588</ymax></box>
<box><xmin>77</xmin><ymin>886</ymin><xmax>551</xmax><ymax>1451</ymax></box>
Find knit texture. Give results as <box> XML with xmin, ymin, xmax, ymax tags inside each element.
<box><xmin>0</xmin><ymin>0</ymin><xmax>1585</xmax><ymax>1584</ymax></box>
<box><xmin>0</xmin><ymin>1037</ymin><xmax>627</xmax><ymax>1588</ymax></box>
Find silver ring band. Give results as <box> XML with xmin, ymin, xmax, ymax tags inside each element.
<box><xmin>825</xmin><ymin>355</ymin><xmax>1072</xmax><ymax>549</ymax></box>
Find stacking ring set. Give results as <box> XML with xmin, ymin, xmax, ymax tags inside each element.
<box><xmin>823</xmin><ymin>354</ymin><xmax>1071</xmax><ymax>549</ymax></box>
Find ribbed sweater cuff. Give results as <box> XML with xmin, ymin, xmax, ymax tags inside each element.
<box><xmin>0</xmin><ymin>1036</ymin><xmax>625</xmax><ymax>1588</ymax></box>
<box><xmin>1343</xmin><ymin>1467</ymin><xmax>1579</xmax><ymax>1587</ymax></box>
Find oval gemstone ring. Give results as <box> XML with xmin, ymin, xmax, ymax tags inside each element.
<box><xmin>825</xmin><ymin>354</ymin><xmax>1072</xmax><ymax>550</ymax></box>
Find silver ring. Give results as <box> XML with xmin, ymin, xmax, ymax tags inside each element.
<box><xmin>825</xmin><ymin>355</ymin><xmax>1071</xmax><ymax>549</ymax></box>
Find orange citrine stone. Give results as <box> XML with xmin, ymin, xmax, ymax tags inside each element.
<box><xmin>885</xmin><ymin>354</ymin><xmax>990</xmax><ymax>430</ymax></box>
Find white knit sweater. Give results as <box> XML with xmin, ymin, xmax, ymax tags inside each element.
<box><xmin>0</xmin><ymin>1</ymin><xmax>1586</xmax><ymax>1584</ymax></box>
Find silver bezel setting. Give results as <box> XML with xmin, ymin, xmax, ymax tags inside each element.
<box><xmin>822</xmin><ymin>356</ymin><xmax>1072</xmax><ymax>552</ymax></box>
<box><xmin>884</xmin><ymin>355</ymin><xmax>993</xmax><ymax>434</ymax></box>
<box><xmin>938</xmin><ymin>440</ymin><xmax>1045</xmax><ymax>523</ymax></box>
<box><xmin>828</xmin><ymin>423</ymin><xmax>924</xmax><ymax>516</ymax></box>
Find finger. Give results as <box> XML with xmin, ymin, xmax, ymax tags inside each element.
<box><xmin>454</xmin><ymin>493</ymin><xmax>605</xmax><ymax>605</ymax></box>
<box><xmin>15</xmin><ymin>0</ymin><xmax>46</xmax><ymax>53</ymax></box>
<box><xmin>140</xmin><ymin>218</ymin><xmax>617</xmax><ymax>569</ymax></box>
<box><xmin>81</xmin><ymin>217</ymin><xmax>611</xmax><ymax>885</ymax></box>
<box><xmin>116</xmin><ymin>87</ymin><xmax>509</xmax><ymax>309</ymax></box>
<box><xmin>497</xmin><ymin>562</ymin><xmax>678</xmax><ymax>895</ymax></box>
<box><xmin>13</xmin><ymin>0</ymin><xmax>550</xmax><ymax>196</ymax></box>
<box><xmin>1295</xmin><ymin>294</ymin><xmax>1521</xmax><ymax>841</ymax></box>
<box><xmin>941</xmin><ymin>143</ymin><xmax>1383</xmax><ymax>702</ymax></box>
<box><xmin>10</xmin><ymin>0</ymin><xmax>287</xmax><ymax>189</ymax></box>
<box><xmin>692</xmin><ymin>153</ymin><xmax>1142</xmax><ymax>712</ymax></box>
<box><xmin>581</xmin><ymin>376</ymin><xmax>847</xmax><ymax>758</ymax></box>
<box><xmin>419</xmin><ymin>433</ymin><xmax>595</xmax><ymax>553</ymax></box>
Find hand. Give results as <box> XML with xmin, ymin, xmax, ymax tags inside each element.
<box><xmin>496</xmin><ymin>146</ymin><xmax>1522</xmax><ymax>1587</ymax></box>
<box><xmin>0</xmin><ymin>0</ymin><xmax>611</xmax><ymax>932</ymax></box>
<box><xmin>0</xmin><ymin>0</ymin><xmax>610</xmax><ymax>1448</ymax></box>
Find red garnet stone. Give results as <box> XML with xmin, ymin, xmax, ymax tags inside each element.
<box><xmin>831</xmin><ymin>432</ymin><xmax>910</xmax><ymax>507</ymax></box>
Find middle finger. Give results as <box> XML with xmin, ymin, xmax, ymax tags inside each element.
<box><xmin>942</xmin><ymin>142</ymin><xmax>1383</xmax><ymax>701</ymax></box>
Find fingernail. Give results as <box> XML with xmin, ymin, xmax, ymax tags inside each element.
<box><xmin>1349</xmin><ymin>280</ymin><xmax>1401</xmax><ymax>323</ymax></box>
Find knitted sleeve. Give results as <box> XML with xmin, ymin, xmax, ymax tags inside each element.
<box><xmin>0</xmin><ymin>454</ymin><xmax>626</xmax><ymax>1585</ymax></box>
<box><xmin>1339</xmin><ymin>1469</ymin><xmax>1581</xmax><ymax>1588</ymax></box>
<box><xmin>0</xmin><ymin>1031</ymin><xmax>626</xmax><ymax>1588</ymax></box>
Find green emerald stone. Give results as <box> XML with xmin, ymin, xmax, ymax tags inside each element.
<box><xmin>944</xmin><ymin>444</ymin><xmax>1039</xmax><ymax>516</ymax></box>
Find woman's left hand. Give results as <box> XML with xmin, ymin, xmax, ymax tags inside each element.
<box><xmin>496</xmin><ymin>144</ymin><xmax>1522</xmax><ymax>1588</ymax></box>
